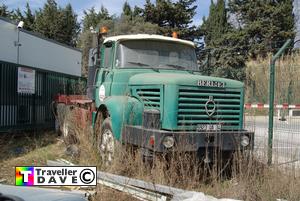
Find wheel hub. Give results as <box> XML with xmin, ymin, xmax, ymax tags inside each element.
<box><xmin>99</xmin><ymin>129</ymin><xmax>115</xmax><ymax>164</ymax></box>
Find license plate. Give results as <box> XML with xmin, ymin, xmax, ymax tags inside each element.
<box><xmin>196</xmin><ymin>124</ymin><xmax>221</xmax><ymax>131</ymax></box>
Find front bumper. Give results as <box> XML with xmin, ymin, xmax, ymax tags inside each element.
<box><xmin>122</xmin><ymin>125</ymin><xmax>254</xmax><ymax>152</ymax></box>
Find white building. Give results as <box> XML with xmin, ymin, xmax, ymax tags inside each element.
<box><xmin>0</xmin><ymin>17</ymin><xmax>81</xmax><ymax>76</ymax></box>
<box><xmin>0</xmin><ymin>17</ymin><xmax>83</xmax><ymax>131</ymax></box>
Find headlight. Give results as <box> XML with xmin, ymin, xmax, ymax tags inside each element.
<box><xmin>162</xmin><ymin>136</ymin><xmax>175</xmax><ymax>148</ymax></box>
<box><xmin>241</xmin><ymin>135</ymin><xmax>250</xmax><ymax>147</ymax></box>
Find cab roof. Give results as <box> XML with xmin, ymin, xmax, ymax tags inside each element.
<box><xmin>103</xmin><ymin>34</ymin><xmax>195</xmax><ymax>48</ymax></box>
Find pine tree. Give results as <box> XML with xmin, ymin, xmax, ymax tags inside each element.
<box><xmin>80</xmin><ymin>6</ymin><xmax>113</xmax><ymax>76</ymax></box>
<box><xmin>113</xmin><ymin>16</ymin><xmax>159</xmax><ymax>35</ymax></box>
<box><xmin>211</xmin><ymin>29</ymin><xmax>248</xmax><ymax>80</ymax></box>
<box><xmin>12</xmin><ymin>3</ymin><xmax>35</xmax><ymax>31</ymax></box>
<box><xmin>229</xmin><ymin>0</ymin><xmax>295</xmax><ymax>58</ymax></box>
<box><xmin>60</xmin><ymin>4</ymin><xmax>80</xmax><ymax>46</ymax></box>
<box><xmin>24</xmin><ymin>3</ymin><xmax>35</xmax><ymax>31</ymax></box>
<box><xmin>201</xmin><ymin>0</ymin><xmax>294</xmax><ymax>80</ymax></box>
<box><xmin>0</xmin><ymin>4</ymin><xmax>13</xmax><ymax>18</ymax></box>
<box><xmin>200</xmin><ymin>0</ymin><xmax>247</xmax><ymax>80</ymax></box>
<box><xmin>35</xmin><ymin>0</ymin><xmax>60</xmax><ymax>40</ymax></box>
<box><xmin>173</xmin><ymin>0</ymin><xmax>198</xmax><ymax>40</ymax></box>
<box><xmin>82</xmin><ymin>6</ymin><xmax>111</xmax><ymax>32</ymax></box>
<box><xmin>133</xmin><ymin>6</ymin><xmax>143</xmax><ymax>17</ymax></box>
<box><xmin>12</xmin><ymin>8</ymin><xmax>23</xmax><ymax>22</ymax></box>
<box><xmin>35</xmin><ymin>0</ymin><xmax>79</xmax><ymax>46</ymax></box>
<box><xmin>201</xmin><ymin>0</ymin><xmax>230</xmax><ymax>46</ymax></box>
<box><xmin>142</xmin><ymin>0</ymin><xmax>199</xmax><ymax>40</ymax></box>
<box><xmin>122</xmin><ymin>1</ymin><xmax>132</xmax><ymax>17</ymax></box>
<box><xmin>143</xmin><ymin>0</ymin><xmax>160</xmax><ymax>25</ymax></box>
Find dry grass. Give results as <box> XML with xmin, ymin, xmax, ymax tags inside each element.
<box><xmin>71</xmin><ymin>119</ymin><xmax>300</xmax><ymax>201</ymax></box>
<box><xmin>110</xmin><ymin>151</ymin><xmax>300</xmax><ymax>201</ymax></box>
<box><xmin>0</xmin><ymin>129</ymin><xmax>139</xmax><ymax>200</ymax></box>
<box><xmin>1</xmin><ymin>105</ymin><xmax>299</xmax><ymax>201</ymax></box>
<box><xmin>0</xmin><ymin>131</ymin><xmax>64</xmax><ymax>184</ymax></box>
<box><xmin>245</xmin><ymin>52</ymin><xmax>300</xmax><ymax>104</ymax></box>
<box><xmin>1</xmin><ymin>115</ymin><xmax>299</xmax><ymax>200</ymax></box>
<box><xmin>0</xmin><ymin>131</ymin><xmax>58</xmax><ymax>161</ymax></box>
<box><xmin>56</xmin><ymin>102</ymin><xmax>300</xmax><ymax>201</ymax></box>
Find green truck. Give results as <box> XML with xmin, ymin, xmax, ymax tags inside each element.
<box><xmin>56</xmin><ymin>31</ymin><xmax>254</xmax><ymax>164</ymax></box>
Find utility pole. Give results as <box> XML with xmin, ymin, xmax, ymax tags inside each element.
<box><xmin>15</xmin><ymin>21</ymin><xmax>24</xmax><ymax>64</ymax></box>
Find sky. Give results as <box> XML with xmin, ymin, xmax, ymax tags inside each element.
<box><xmin>1</xmin><ymin>0</ymin><xmax>212</xmax><ymax>26</ymax></box>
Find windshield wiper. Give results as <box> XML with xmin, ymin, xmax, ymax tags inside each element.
<box><xmin>164</xmin><ymin>64</ymin><xmax>186</xmax><ymax>70</ymax></box>
<box><xmin>128</xmin><ymin>61</ymin><xmax>149</xmax><ymax>66</ymax></box>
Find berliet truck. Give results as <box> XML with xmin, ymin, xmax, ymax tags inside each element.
<box><xmin>55</xmin><ymin>29</ymin><xmax>254</xmax><ymax>164</ymax></box>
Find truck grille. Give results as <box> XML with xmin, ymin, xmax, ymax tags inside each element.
<box><xmin>136</xmin><ymin>88</ymin><xmax>160</xmax><ymax>108</ymax></box>
<box><xmin>177</xmin><ymin>87</ymin><xmax>242</xmax><ymax>130</ymax></box>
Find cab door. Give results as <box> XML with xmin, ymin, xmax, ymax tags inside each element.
<box><xmin>96</xmin><ymin>42</ymin><xmax>114</xmax><ymax>104</ymax></box>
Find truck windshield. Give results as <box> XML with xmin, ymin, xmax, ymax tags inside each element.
<box><xmin>115</xmin><ymin>40</ymin><xmax>198</xmax><ymax>71</ymax></box>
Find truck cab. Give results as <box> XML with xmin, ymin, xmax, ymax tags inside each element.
<box><xmin>91</xmin><ymin>34</ymin><xmax>254</xmax><ymax>162</ymax></box>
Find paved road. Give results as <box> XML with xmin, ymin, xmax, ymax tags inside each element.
<box><xmin>245</xmin><ymin>116</ymin><xmax>300</xmax><ymax>165</ymax></box>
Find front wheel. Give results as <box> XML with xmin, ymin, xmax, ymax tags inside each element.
<box><xmin>96</xmin><ymin>116</ymin><xmax>119</xmax><ymax>166</ymax></box>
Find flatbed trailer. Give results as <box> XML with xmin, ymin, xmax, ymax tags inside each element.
<box><xmin>54</xmin><ymin>94</ymin><xmax>94</xmax><ymax>134</ymax></box>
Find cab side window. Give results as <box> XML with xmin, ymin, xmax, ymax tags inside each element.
<box><xmin>103</xmin><ymin>46</ymin><xmax>113</xmax><ymax>68</ymax></box>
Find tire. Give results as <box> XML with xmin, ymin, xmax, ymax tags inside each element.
<box><xmin>56</xmin><ymin>105</ymin><xmax>80</xmax><ymax>157</ymax></box>
<box><xmin>62</xmin><ymin>120</ymin><xmax>78</xmax><ymax>145</ymax></box>
<box><xmin>56</xmin><ymin>103</ymin><xmax>67</xmax><ymax>135</ymax></box>
<box><xmin>59</xmin><ymin>105</ymin><xmax>79</xmax><ymax>146</ymax></box>
<box><xmin>96</xmin><ymin>115</ymin><xmax>119</xmax><ymax>165</ymax></box>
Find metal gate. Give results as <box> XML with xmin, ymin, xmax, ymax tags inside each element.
<box><xmin>0</xmin><ymin>60</ymin><xmax>85</xmax><ymax>132</ymax></box>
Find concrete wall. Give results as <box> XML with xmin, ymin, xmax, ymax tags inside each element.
<box><xmin>0</xmin><ymin>18</ymin><xmax>81</xmax><ymax>76</ymax></box>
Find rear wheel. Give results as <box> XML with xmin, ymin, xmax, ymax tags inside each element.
<box><xmin>56</xmin><ymin>104</ymin><xmax>78</xmax><ymax>145</ymax></box>
<box><xmin>57</xmin><ymin>104</ymin><xmax>80</xmax><ymax>156</ymax></box>
<box><xmin>62</xmin><ymin>120</ymin><xmax>78</xmax><ymax>145</ymax></box>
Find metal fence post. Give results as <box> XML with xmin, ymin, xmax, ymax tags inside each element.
<box><xmin>268</xmin><ymin>39</ymin><xmax>292</xmax><ymax>165</ymax></box>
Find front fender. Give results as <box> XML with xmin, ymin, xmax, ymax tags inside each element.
<box><xmin>100</xmin><ymin>96</ymin><xmax>143</xmax><ymax>140</ymax></box>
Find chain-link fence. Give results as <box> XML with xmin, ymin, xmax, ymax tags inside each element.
<box><xmin>244</xmin><ymin>49</ymin><xmax>300</xmax><ymax>167</ymax></box>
